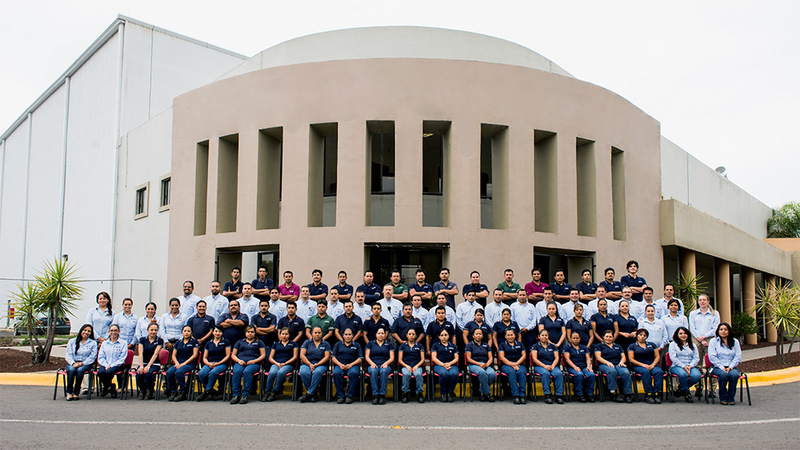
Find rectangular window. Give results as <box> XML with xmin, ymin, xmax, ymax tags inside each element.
<box><xmin>309</xmin><ymin>123</ymin><xmax>338</xmax><ymax>227</ymax></box>
<box><xmin>194</xmin><ymin>141</ymin><xmax>209</xmax><ymax>235</ymax></box>
<box><xmin>422</xmin><ymin>121</ymin><xmax>450</xmax><ymax>227</ymax></box>
<box><xmin>367</xmin><ymin>121</ymin><xmax>395</xmax><ymax>226</ymax></box>
<box><xmin>576</xmin><ymin>138</ymin><xmax>596</xmax><ymax>237</ymax></box>
<box><xmin>257</xmin><ymin>127</ymin><xmax>282</xmax><ymax>230</ymax></box>
<box><xmin>159</xmin><ymin>175</ymin><xmax>171</xmax><ymax>212</ymax></box>
<box><xmin>481</xmin><ymin>124</ymin><xmax>509</xmax><ymax>229</ymax></box>
<box><xmin>611</xmin><ymin>146</ymin><xmax>626</xmax><ymax>241</ymax></box>
<box><xmin>134</xmin><ymin>182</ymin><xmax>149</xmax><ymax>220</ymax></box>
<box><xmin>534</xmin><ymin>130</ymin><xmax>557</xmax><ymax>233</ymax></box>
<box><xmin>216</xmin><ymin>134</ymin><xmax>239</xmax><ymax>233</ymax></box>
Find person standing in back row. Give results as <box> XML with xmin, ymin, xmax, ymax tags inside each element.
<box><xmin>497</xmin><ymin>269</ymin><xmax>521</xmax><ymax>305</ymax></box>
<box><xmin>222</xmin><ymin>267</ymin><xmax>244</xmax><ymax>302</ymax></box>
<box><xmin>620</xmin><ymin>260</ymin><xmax>648</xmax><ymax>302</ymax></box>
<box><xmin>433</xmin><ymin>268</ymin><xmax>459</xmax><ymax>309</ymax></box>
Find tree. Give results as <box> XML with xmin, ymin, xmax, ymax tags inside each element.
<box><xmin>767</xmin><ymin>202</ymin><xmax>800</xmax><ymax>238</ymax></box>
<box><xmin>754</xmin><ymin>280</ymin><xmax>800</xmax><ymax>364</ymax></box>
<box><xmin>10</xmin><ymin>258</ymin><xmax>83</xmax><ymax>364</ymax></box>
<box><xmin>675</xmin><ymin>271</ymin><xmax>708</xmax><ymax>319</ymax></box>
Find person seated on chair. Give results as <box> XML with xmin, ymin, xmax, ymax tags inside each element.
<box><xmin>229</xmin><ymin>325</ymin><xmax>266</xmax><ymax>405</ymax></box>
<box><xmin>668</xmin><ymin>326</ymin><xmax>702</xmax><ymax>403</ymax></box>
<box><xmin>166</xmin><ymin>325</ymin><xmax>199</xmax><ymax>402</ymax></box>
<box><xmin>97</xmin><ymin>324</ymin><xmax>128</xmax><ymax>398</ymax></box>
<box><xmin>465</xmin><ymin>328</ymin><xmax>496</xmax><ymax>402</ymax></box>
<box><xmin>365</xmin><ymin>327</ymin><xmax>395</xmax><ymax>405</ymax></box>
<box><xmin>562</xmin><ymin>331</ymin><xmax>596</xmax><ymax>403</ymax></box>
<box><xmin>332</xmin><ymin>328</ymin><xmax>363</xmax><ymax>404</ymax></box>
<box><xmin>498</xmin><ymin>328</ymin><xmax>527</xmax><ymax>405</ymax></box>
<box><xmin>65</xmin><ymin>324</ymin><xmax>97</xmax><ymax>401</ymax></box>
<box><xmin>431</xmin><ymin>328</ymin><xmax>460</xmax><ymax>403</ymax></box>
<box><xmin>594</xmin><ymin>329</ymin><xmax>633</xmax><ymax>403</ymax></box>
<box><xmin>298</xmin><ymin>326</ymin><xmax>331</xmax><ymax>403</ymax></box>
<box><xmin>398</xmin><ymin>328</ymin><xmax>426</xmax><ymax>403</ymax></box>
<box><xmin>135</xmin><ymin>322</ymin><xmax>163</xmax><ymax>400</ymax></box>
<box><xmin>627</xmin><ymin>328</ymin><xmax>664</xmax><ymax>404</ymax></box>
<box><xmin>264</xmin><ymin>327</ymin><xmax>300</xmax><ymax>402</ymax></box>
<box><xmin>530</xmin><ymin>329</ymin><xmax>564</xmax><ymax>404</ymax></box>
<box><xmin>708</xmin><ymin>322</ymin><xmax>742</xmax><ymax>406</ymax></box>
<box><xmin>196</xmin><ymin>325</ymin><xmax>231</xmax><ymax>402</ymax></box>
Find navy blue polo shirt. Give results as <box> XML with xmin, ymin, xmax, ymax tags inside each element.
<box><xmin>223</xmin><ymin>280</ymin><xmax>244</xmax><ymax>297</ymax></box>
<box><xmin>357</xmin><ymin>283</ymin><xmax>382</xmax><ymax>304</ymax></box>
<box><xmin>366</xmin><ymin>340</ymin><xmax>393</xmax><ymax>365</ymax></box>
<box><xmin>332</xmin><ymin>341</ymin><xmax>363</xmax><ymax>365</ymax></box>
<box><xmin>576</xmin><ymin>281</ymin><xmax>598</xmax><ymax>296</ymax></box>
<box><xmin>426</xmin><ymin>320</ymin><xmax>455</xmax><ymax>341</ymax></box>
<box><xmin>431</xmin><ymin>341</ymin><xmax>458</xmax><ymax>363</ymax></box>
<box><xmin>599</xmin><ymin>280</ymin><xmax>623</xmax><ymax>294</ymax></box>
<box><xmin>615</xmin><ymin>314</ymin><xmax>639</xmax><ymax>335</ymax></box>
<box><xmin>307</xmin><ymin>282</ymin><xmax>328</xmax><ymax>298</ymax></box>
<box><xmin>138</xmin><ymin>336</ymin><xmax>164</xmax><ymax>363</ymax></box>
<box><xmin>595</xmin><ymin>342</ymin><xmax>624</xmax><ymax>365</ymax></box>
<box><xmin>493</xmin><ymin>320</ymin><xmax>521</xmax><ymax>337</ymax></box>
<box><xmin>174</xmin><ymin>338</ymin><xmax>199</xmax><ymax>363</ymax></box>
<box><xmin>562</xmin><ymin>343</ymin><xmax>590</xmax><ymax>369</ymax></box>
<box><xmin>532</xmin><ymin>342</ymin><xmax>559</xmax><ymax>365</ymax></box>
<box><xmin>465</xmin><ymin>341</ymin><xmax>491</xmax><ymax>364</ymax></box>
<box><xmin>252</xmin><ymin>313</ymin><xmax>278</xmax><ymax>347</ymax></box>
<box><xmin>234</xmin><ymin>339</ymin><xmax>265</xmax><ymax>362</ymax></box>
<box><xmin>464</xmin><ymin>321</ymin><xmax>492</xmax><ymax>345</ymax></box>
<box><xmin>204</xmin><ymin>339</ymin><xmax>231</xmax><ymax>363</ymax></box>
<box><xmin>277</xmin><ymin>315</ymin><xmax>305</xmax><ymax>340</ymax></box>
<box><xmin>433</xmin><ymin>281</ymin><xmax>458</xmax><ymax>309</ymax></box>
<box><xmin>391</xmin><ymin>316</ymin><xmax>424</xmax><ymax>341</ymax></box>
<box><xmin>498</xmin><ymin>340</ymin><xmax>524</xmax><ymax>362</ymax></box>
<box><xmin>362</xmin><ymin>317</ymin><xmax>391</xmax><ymax>342</ymax></box>
<box><xmin>539</xmin><ymin>316</ymin><xmax>565</xmax><ymax>344</ymax></box>
<box><xmin>591</xmin><ymin>312</ymin><xmax>616</xmax><ymax>337</ymax></box>
<box><xmin>334</xmin><ymin>283</ymin><xmax>354</xmax><ymax>298</ymax></box>
<box><xmin>566</xmin><ymin>318</ymin><xmax>592</xmax><ymax>346</ymax></box>
<box><xmin>409</xmin><ymin>282</ymin><xmax>434</xmax><ymax>308</ymax></box>
<box><xmin>462</xmin><ymin>283</ymin><xmax>490</xmax><ymax>307</ymax></box>
<box><xmin>301</xmin><ymin>340</ymin><xmax>331</xmax><ymax>364</ymax></box>
<box><xmin>251</xmin><ymin>278</ymin><xmax>275</xmax><ymax>301</ymax></box>
<box><xmin>549</xmin><ymin>282</ymin><xmax>573</xmax><ymax>297</ymax></box>
<box><xmin>335</xmin><ymin>313</ymin><xmax>363</xmax><ymax>337</ymax></box>
<box><xmin>399</xmin><ymin>342</ymin><xmax>423</xmax><ymax>367</ymax></box>
<box><xmin>628</xmin><ymin>341</ymin><xmax>658</xmax><ymax>365</ymax></box>
<box><xmin>219</xmin><ymin>313</ymin><xmax>249</xmax><ymax>345</ymax></box>
<box><xmin>187</xmin><ymin>315</ymin><xmax>216</xmax><ymax>341</ymax></box>
<box><xmin>270</xmin><ymin>341</ymin><xmax>298</xmax><ymax>364</ymax></box>
<box><xmin>620</xmin><ymin>275</ymin><xmax>647</xmax><ymax>301</ymax></box>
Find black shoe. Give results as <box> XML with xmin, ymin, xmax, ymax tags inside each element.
<box><xmin>654</xmin><ymin>394</ymin><xmax>662</xmax><ymax>404</ymax></box>
<box><xmin>310</xmin><ymin>393</ymin><xmax>318</xmax><ymax>403</ymax></box>
<box><xmin>513</xmin><ymin>396</ymin><xmax>521</xmax><ymax>405</ymax></box>
<box><xmin>544</xmin><ymin>395</ymin><xmax>554</xmax><ymax>404</ymax></box>
<box><xmin>100</xmin><ymin>388</ymin><xmax>109</xmax><ymax>398</ymax></box>
<box><xmin>267</xmin><ymin>392</ymin><xmax>277</xmax><ymax>402</ymax></box>
<box><xmin>418</xmin><ymin>393</ymin><xmax>425</xmax><ymax>403</ymax></box>
<box><xmin>624</xmin><ymin>395</ymin><xmax>633</xmax><ymax>404</ymax></box>
<box><xmin>588</xmin><ymin>395</ymin><xmax>596</xmax><ymax>403</ymax></box>
<box><xmin>346</xmin><ymin>396</ymin><xmax>354</xmax><ymax>404</ymax></box>
<box><xmin>579</xmin><ymin>395</ymin><xmax>588</xmax><ymax>403</ymax></box>
<box><xmin>146</xmin><ymin>391</ymin><xmax>154</xmax><ymax>400</ymax></box>
<box><xmin>520</xmin><ymin>396</ymin><xmax>527</xmax><ymax>405</ymax></box>
<box><xmin>168</xmin><ymin>392</ymin><xmax>177</xmax><ymax>402</ymax></box>
<box><xmin>486</xmin><ymin>394</ymin><xmax>495</xmax><ymax>402</ymax></box>
<box><xmin>239</xmin><ymin>395</ymin><xmax>249</xmax><ymax>405</ymax></box>
<box><xmin>401</xmin><ymin>393</ymin><xmax>409</xmax><ymax>403</ymax></box>
<box><xmin>479</xmin><ymin>393</ymin><xmax>487</xmax><ymax>402</ymax></box>
<box><xmin>196</xmin><ymin>391</ymin><xmax>207</xmax><ymax>402</ymax></box>
<box><xmin>337</xmin><ymin>397</ymin><xmax>346</xmax><ymax>404</ymax></box>
<box><xmin>378</xmin><ymin>395</ymin><xmax>386</xmax><ymax>405</ymax></box>
<box><xmin>229</xmin><ymin>396</ymin><xmax>240</xmax><ymax>404</ymax></box>
<box><xmin>300</xmin><ymin>394</ymin><xmax>311</xmax><ymax>403</ymax></box>
<box><xmin>174</xmin><ymin>392</ymin><xmax>187</xmax><ymax>402</ymax></box>
<box><xmin>372</xmin><ymin>396</ymin><xmax>380</xmax><ymax>405</ymax></box>
<box><xmin>685</xmin><ymin>395</ymin><xmax>694</xmax><ymax>403</ymax></box>
<box><xmin>645</xmin><ymin>394</ymin><xmax>656</xmax><ymax>404</ymax></box>
<box><xmin>555</xmin><ymin>396</ymin><xmax>564</xmax><ymax>404</ymax></box>
<box><xmin>614</xmin><ymin>394</ymin><xmax>624</xmax><ymax>403</ymax></box>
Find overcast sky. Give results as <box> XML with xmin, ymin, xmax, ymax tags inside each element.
<box><xmin>1</xmin><ymin>0</ymin><xmax>797</xmax><ymax>208</ymax></box>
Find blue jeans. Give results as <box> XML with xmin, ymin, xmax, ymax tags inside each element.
<box><xmin>97</xmin><ymin>364</ymin><xmax>124</xmax><ymax>390</ymax></box>
<box><xmin>231</xmin><ymin>363</ymin><xmax>260</xmax><ymax>397</ymax></box>
<box><xmin>567</xmin><ymin>367</ymin><xmax>596</xmax><ymax>397</ymax></box>
<box><xmin>433</xmin><ymin>365</ymin><xmax>459</xmax><ymax>394</ymax></box>
<box><xmin>401</xmin><ymin>367</ymin><xmax>424</xmax><ymax>394</ymax></box>
<box><xmin>598</xmin><ymin>364</ymin><xmax>632</xmax><ymax>395</ymax></box>
<box><xmin>670</xmin><ymin>366</ymin><xmax>702</xmax><ymax>392</ymax></box>
<box><xmin>135</xmin><ymin>365</ymin><xmax>160</xmax><ymax>391</ymax></box>
<box><xmin>368</xmin><ymin>366</ymin><xmax>392</xmax><ymax>396</ymax></box>
<box><xmin>533</xmin><ymin>366</ymin><xmax>564</xmax><ymax>396</ymax></box>
<box><xmin>633</xmin><ymin>366</ymin><xmax>664</xmax><ymax>394</ymax></box>
<box><xmin>468</xmin><ymin>365</ymin><xmax>496</xmax><ymax>395</ymax></box>
<box><xmin>711</xmin><ymin>367</ymin><xmax>740</xmax><ymax>402</ymax></box>
<box><xmin>266</xmin><ymin>364</ymin><xmax>294</xmax><ymax>394</ymax></box>
<box><xmin>167</xmin><ymin>363</ymin><xmax>196</xmax><ymax>392</ymax></box>
<box><xmin>501</xmin><ymin>365</ymin><xmax>527</xmax><ymax>397</ymax></box>
<box><xmin>65</xmin><ymin>364</ymin><xmax>92</xmax><ymax>394</ymax></box>
<box><xmin>333</xmin><ymin>365</ymin><xmax>360</xmax><ymax>398</ymax></box>
<box><xmin>299</xmin><ymin>364</ymin><xmax>327</xmax><ymax>395</ymax></box>
<box><xmin>198</xmin><ymin>364</ymin><xmax>227</xmax><ymax>392</ymax></box>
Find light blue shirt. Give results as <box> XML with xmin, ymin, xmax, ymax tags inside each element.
<box><xmin>510</xmin><ymin>301</ymin><xmax>538</xmax><ymax>331</ymax></box>
<box><xmin>708</xmin><ymin>337</ymin><xmax>741</xmax><ymax>370</ymax></box>
<box><xmin>455</xmin><ymin>300</ymin><xmax>482</xmax><ymax>329</ymax></box>
<box><xmin>639</xmin><ymin>317</ymin><xmax>668</xmax><ymax>349</ymax></box>
<box><xmin>65</xmin><ymin>337</ymin><xmax>97</xmax><ymax>365</ymax></box>
<box><xmin>352</xmin><ymin>303</ymin><xmax>372</xmax><ymax>321</ymax></box>
<box><xmin>629</xmin><ymin>300</ymin><xmax>652</xmax><ymax>320</ymax></box>
<box><xmin>411</xmin><ymin>306</ymin><xmax>429</xmax><ymax>327</ymax></box>
<box><xmin>327</xmin><ymin>301</ymin><xmax>345</xmax><ymax>320</ymax></box>
<box><xmin>134</xmin><ymin>315</ymin><xmax>162</xmax><ymax>342</ymax></box>
<box><xmin>655</xmin><ymin>297</ymin><xmax>684</xmax><ymax>318</ymax></box>
<box><xmin>662</xmin><ymin>312</ymin><xmax>688</xmax><ymax>342</ymax></box>
<box><xmin>111</xmin><ymin>312</ymin><xmax>138</xmax><ymax>346</ymax></box>
<box><xmin>159</xmin><ymin>312</ymin><xmax>188</xmax><ymax>341</ymax></box>
<box><xmin>85</xmin><ymin>307</ymin><xmax>113</xmax><ymax>340</ymax></box>
<box><xmin>689</xmin><ymin>308</ymin><xmax>720</xmax><ymax>340</ymax></box>
<box><xmin>296</xmin><ymin>299</ymin><xmax>318</xmax><ymax>323</ymax></box>
<box><xmin>668</xmin><ymin>341</ymin><xmax>699</xmax><ymax>368</ymax></box>
<box><xmin>98</xmin><ymin>339</ymin><xmax>128</xmax><ymax>368</ymax></box>
<box><xmin>561</xmin><ymin>301</ymin><xmax>583</xmax><ymax>322</ymax></box>
<box><xmin>179</xmin><ymin>293</ymin><xmax>202</xmax><ymax>318</ymax></box>
<box><xmin>206</xmin><ymin>294</ymin><xmax>228</xmax><ymax>323</ymax></box>
<box><xmin>586</xmin><ymin>299</ymin><xmax>618</xmax><ymax>318</ymax></box>
<box><xmin>378</xmin><ymin>298</ymin><xmax>403</xmax><ymax>325</ymax></box>
<box><xmin>269</xmin><ymin>299</ymin><xmax>288</xmax><ymax>321</ymax></box>
<box><xmin>535</xmin><ymin>301</ymin><xmax>566</xmax><ymax>321</ymax></box>
<box><xmin>241</xmin><ymin>296</ymin><xmax>261</xmax><ymax>319</ymax></box>
<box><xmin>483</xmin><ymin>301</ymin><xmax>505</xmax><ymax>328</ymax></box>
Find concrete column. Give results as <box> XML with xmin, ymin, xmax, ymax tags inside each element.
<box><xmin>679</xmin><ymin>248</ymin><xmax>696</xmax><ymax>310</ymax></box>
<box><xmin>715</xmin><ymin>259</ymin><xmax>731</xmax><ymax>325</ymax></box>
<box><xmin>742</xmin><ymin>267</ymin><xmax>757</xmax><ymax>345</ymax></box>
<box><xmin>764</xmin><ymin>274</ymin><xmax>778</xmax><ymax>343</ymax></box>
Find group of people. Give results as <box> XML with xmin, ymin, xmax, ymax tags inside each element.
<box><xmin>65</xmin><ymin>262</ymin><xmax>742</xmax><ymax>406</ymax></box>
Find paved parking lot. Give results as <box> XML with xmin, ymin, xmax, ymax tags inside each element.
<box><xmin>1</xmin><ymin>382</ymin><xmax>798</xmax><ymax>449</ymax></box>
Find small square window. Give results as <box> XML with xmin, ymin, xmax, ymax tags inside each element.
<box><xmin>134</xmin><ymin>182</ymin><xmax>149</xmax><ymax>220</ymax></box>
<box><xmin>159</xmin><ymin>175</ymin><xmax>171</xmax><ymax>212</ymax></box>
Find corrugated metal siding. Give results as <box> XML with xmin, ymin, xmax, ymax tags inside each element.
<box><xmin>119</xmin><ymin>22</ymin><xmax>154</xmax><ymax>136</ymax></box>
<box><xmin>0</xmin><ymin>118</ymin><xmax>30</xmax><ymax>278</ymax></box>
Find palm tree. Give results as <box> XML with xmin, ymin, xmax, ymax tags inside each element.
<box><xmin>34</xmin><ymin>258</ymin><xmax>83</xmax><ymax>364</ymax></box>
<box><xmin>767</xmin><ymin>202</ymin><xmax>800</xmax><ymax>238</ymax></box>
<box><xmin>754</xmin><ymin>280</ymin><xmax>800</xmax><ymax>364</ymax></box>
<box><xmin>10</xmin><ymin>283</ymin><xmax>44</xmax><ymax>363</ymax></box>
<box><xmin>675</xmin><ymin>271</ymin><xmax>708</xmax><ymax>318</ymax></box>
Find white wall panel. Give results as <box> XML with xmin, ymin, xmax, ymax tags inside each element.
<box><xmin>0</xmin><ymin>118</ymin><xmax>29</xmax><ymax>278</ymax></box>
<box><xmin>119</xmin><ymin>22</ymin><xmax>154</xmax><ymax>136</ymax></box>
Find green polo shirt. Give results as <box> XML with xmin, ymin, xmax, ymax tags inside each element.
<box><xmin>497</xmin><ymin>281</ymin><xmax>521</xmax><ymax>305</ymax></box>
<box><xmin>306</xmin><ymin>314</ymin><xmax>335</xmax><ymax>334</ymax></box>
<box><xmin>391</xmin><ymin>282</ymin><xmax>408</xmax><ymax>295</ymax></box>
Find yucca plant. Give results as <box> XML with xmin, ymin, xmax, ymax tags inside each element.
<box><xmin>767</xmin><ymin>202</ymin><xmax>800</xmax><ymax>238</ymax></box>
<box><xmin>10</xmin><ymin>282</ymin><xmax>44</xmax><ymax>363</ymax></box>
<box><xmin>34</xmin><ymin>258</ymin><xmax>83</xmax><ymax>364</ymax></box>
<box><xmin>675</xmin><ymin>271</ymin><xmax>708</xmax><ymax>319</ymax></box>
<box><xmin>755</xmin><ymin>279</ymin><xmax>800</xmax><ymax>364</ymax></box>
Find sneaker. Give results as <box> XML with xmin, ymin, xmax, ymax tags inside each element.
<box><xmin>520</xmin><ymin>396</ymin><xmax>527</xmax><ymax>405</ymax></box>
<box><xmin>196</xmin><ymin>391</ymin><xmax>207</xmax><ymax>402</ymax></box>
<box><xmin>579</xmin><ymin>395</ymin><xmax>588</xmax><ymax>403</ymax></box>
<box><xmin>513</xmin><ymin>396</ymin><xmax>521</xmax><ymax>405</ymax></box>
<box><xmin>260</xmin><ymin>392</ymin><xmax>268</xmax><ymax>402</ymax></box>
<box><xmin>555</xmin><ymin>396</ymin><xmax>564</xmax><ymax>405</ymax></box>
<box><xmin>378</xmin><ymin>395</ymin><xmax>386</xmax><ymax>405</ymax></box>
<box><xmin>310</xmin><ymin>393</ymin><xmax>318</xmax><ymax>403</ymax></box>
<box><xmin>624</xmin><ymin>395</ymin><xmax>633</xmax><ymax>404</ymax></box>
<box><xmin>728</xmin><ymin>400</ymin><xmax>735</xmax><ymax>406</ymax></box>
<box><xmin>685</xmin><ymin>395</ymin><xmax>694</xmax><ymax>403</ymax></box>
<box><xmin>614</xmin><ymin>394</ymin><xmax>624</xmax><ymax>403</ymax></box>
<box><xmin>486</xmin><ymin>394</ymin><xmax>495</xmax><ymax>403</ymax></box>
<box><xmin>645</xmin><ymin>395</ymin><xmax>656</xmax><ymax>404</ymax></box>
<box><xmin>337</xmin><ymin>397</ymin><xmax>346</xmax><ymax>404</ymax></box>
<box><xmin>174</xmin><ymin>392</ymin><xmax>187</xmax><ymax>402</ymax></box>
<box><xmin>239</xmin><ymin>395</ymin><xmax>249</xmax><ymax>405</ymax></box>
<box><xmin>168</xmin><ymin>392</ymin><xmax>177</xmax><ymax>402</ymax></box>
<box><xmin>479</xmin><ymin>394</ymin><xmax>487</xmax><ymax>402</ymax></box>
<box><xmin>372</xmin><ymin>396</ymin><xmax>380</xmax><ymax>405</ymax></box>
<box><xmin>300</xmin><ymin>394</ymin><xmax>311</xmax><ymax>403</ymax></box>
<box><xmin>719</xmin><ymin>400</ymin><xmax>729</xmax><ymax>405</ymax></box>
<box><xmin>346</xmin><ymin>396</ymin><xmax>354</xmax><ymax>404</ymax></box>
<box><xmin>417</xmin><ymin>393</ymin><xmax>425</xmax><ymax>403</ymax></box>
<box><xmin>229</xmin><ymin>396</ymin><xmax>240</xmax><ymax>405</ymax></box>
<box><xmin>100</xmin><ymin>388</ymin><xmax>109</xmax><ymax>398</ymax></box>
<box><xmin>544</xmin><ymin>395</ymin><xmax>554</xmax><ymax>404</ymax></box>
<box><xmin>401</xmin><ymin>393</ymin><xmax>409</xmax><ymax>403</ymax></box>
<box><xmin>588</xmin><ymin>395</ymin><xmax>596</xmax><ymax>403</ymax></box>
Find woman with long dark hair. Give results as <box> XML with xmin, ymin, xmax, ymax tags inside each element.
<box><xmin>668</xmin><ymin>326</ymin><xmax>701</xmax><ymax>402</ymax></box>
<box><xmin>708</xmin><ymin>322</ymin><xmax>742</xmax><ymax>405</ymax></box>
<box><xmin>86</xmin><ymin>292</ymin><xmax>113</xmax><ymax>343</ymax></box>
<box><xmin>64</xmin><ymin>324</ymin><xmax>96</xmax><ymax>400</ymax></box>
